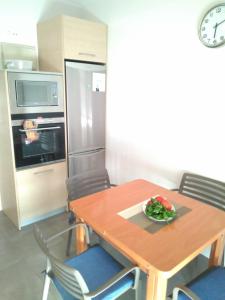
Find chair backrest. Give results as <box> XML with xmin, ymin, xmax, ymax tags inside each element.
<box><xmin>66</xmin><ymin>168</ymin><xmax>111</xmax><ymax>201</ymax></box>
<box><xmin>33</xmin><ymin>224</ymin><xmax>89</xmax><ymax>298</ymax></box>
<box><xmin>179</xmin><ymin>173</ymin><xmax>225</xmax><ymax>210</ymax></box>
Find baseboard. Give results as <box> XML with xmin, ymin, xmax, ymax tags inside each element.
<box><xmin>20</xmin><ymin>206</ymin><xmax>67</xmax><ymax>228</ymax></box>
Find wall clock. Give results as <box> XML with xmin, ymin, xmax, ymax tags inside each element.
<box><xmin>199</xmin><ymin>4</ymin><xmax>225</xmax><ymax>47</ymax></box>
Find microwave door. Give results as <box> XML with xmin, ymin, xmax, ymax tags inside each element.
<box><xmin>15</xmin><ymin>81</ymin><xmax>58</xmax><ymax>107</ymax></box>
<box><xmin>7</xmin><ymin>71</ymin><xmax>64</xmax><ymax>114</ymax></box>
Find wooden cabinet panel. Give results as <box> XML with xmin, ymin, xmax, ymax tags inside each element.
<box><xmin>0</xmin><ymin>71</ymin><xmax>19</xmax><ymax>228</ymax></box>
<box><xmin>37</xmin><ymin>16</ymin><xmax>64</xmax><ymax>72</ymax></box>
<box><xmin>63</xmin><ymin>16</ymin><xmax>107</xmax><ymax>63</ymax></box>
<box><xmin>37</xmin><ymin>15</ymin><xmax>107</xmax><ymax>72</ymax></box>
<box><xmin>16</xmin><ymin>162</ymin><xmax>67</xmax><ymax>224</ymax></box>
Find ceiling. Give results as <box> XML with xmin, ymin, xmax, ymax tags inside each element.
<box><xmin>0</xmin><ymin>0</ymin><xmax>135</xmax><ymax>44</ymax></box>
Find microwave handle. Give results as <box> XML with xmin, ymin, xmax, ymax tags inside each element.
<box><xmin>19</xmin><ymin>126</ymin><xmax>61</xmax><ymax>132</ymax></box>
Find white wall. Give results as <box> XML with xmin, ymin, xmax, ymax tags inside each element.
<box><xmin>1</xmin><ymin>0</ymin><xmax>225</xmax><ymax>209</ymax></box>
<box><xmin>80</xmin><ymin>0</ymin><xmax>225</xmax><ymax>188</ymax></box>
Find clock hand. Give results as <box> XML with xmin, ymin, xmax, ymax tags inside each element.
<box><xmin>214</xmin><ymin>23</ymin><xmax>218</xmax><ymax>38</ymax></box>
<box><xmin>215</xmin><ymin>19</ymin><xmax>225</xmax><ymax>27</ymax></box>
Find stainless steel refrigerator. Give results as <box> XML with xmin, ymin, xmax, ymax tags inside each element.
<box><xmin>65</xmin><ymin>61</ymin><xmax>106</xmax><ymax>177</ymax></box>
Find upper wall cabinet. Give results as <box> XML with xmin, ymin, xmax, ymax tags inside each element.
<box><xmin>37</xmin><ymin>15</ymin><xmax>107</xmax><ymax>72</ymax></box>
<box><xmin>63</xmin><ymin>16</ymin><xmax>107</xmax><ymax>62</ymax></box>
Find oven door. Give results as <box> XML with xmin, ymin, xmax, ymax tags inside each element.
<box><xmin>12</xmin><ymin>122</ymin><xmax>65</xmax><ymax>169</ymax></box>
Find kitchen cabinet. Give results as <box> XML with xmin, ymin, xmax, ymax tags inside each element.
<box><xmin>37</xmin><ymin>15</ymin><xmax>107</xmax><ymax>72</ymax></box>
<box><xmin>16</xmin><ymin>162</ymin><xmax>67</xmax><ymax>227</ymax></box>
<box><xmin>0</xmin><ymin>70</ymin><xmax>67</xmax><ymax>229</ymax></box>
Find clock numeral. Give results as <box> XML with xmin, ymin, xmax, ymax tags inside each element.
<box><xmin>210</xmin><ymin>12</ymin><xmax>213</xmax><ymax>17</ymax></box>
<box><xmin>203</xmin><ymin>34</ymin><xmax>207</xmax><ymax>38</ymax></box>
<box><xmin>202</xmin><ymin>26</ymin><xmax>206</xmax><ymax>31</ymax></box>
<box><xmin>216</xmin><ymin>7</ymin><xmax>221</xmax><ymax>13</ymax></box>
<box><xmin>205</xmin><ymin>19</ymin><xmax>209</xmax><ymax>23</ymax></box>
<box><xmin>220</xmin><ymin>36</ymin><xmax>224</xmax><ymax>40</ymax></box>
<box><xmin>213</xmin><ymin>39</ymin><xmax>217</xmax><ymax>44</ymax></box>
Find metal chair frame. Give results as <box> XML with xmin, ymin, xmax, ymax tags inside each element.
<box><xmin>34</xmin><ymin>223</ymin><xmax>140</xmax><ymax>300</ymax></box>
<box><xmin>173</xmin><ymin>285</ymin><xmax>201</xmax><ymax>300</ymax></box>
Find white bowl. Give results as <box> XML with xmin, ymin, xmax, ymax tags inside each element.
<box><xmin>4</xmin><ymin>59</ymin><xmax>33</xmax><ymax>70</ymax></box>
<box><xmin>143</xmin><ymin>199</ymin><xmax>176</xmax><ymax>223</ymax></box>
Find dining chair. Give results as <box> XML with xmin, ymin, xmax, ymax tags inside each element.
<box><xmin>33</xmin><ymin>223</ymin><xmax>140</xmax><ymax>300</ymax></box>
<box><xmin>176</xmin><ymin>172</ymin><xmax>225</xmax><ymax>262</ymax></box>
<box><xmin>175</xmin><ymin>172</ymin><xmax>225</xmax><ymax>211</ymax></box>
<box><xmin>172</xmin><ymin>173</ymin><xmax>225</xmax><ymax>299</ymax></box>
<box><xmin>172</xmin><ymin>265</ymin><xmax>225</xmax><ymax>300</ymax></box>
<box><xmin>66</xmin><ymin>168</ymin><xmax>115</xmax><ymax>256</ymax></box>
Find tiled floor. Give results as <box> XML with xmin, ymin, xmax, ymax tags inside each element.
<box><xmin>0</xmin><ymin>211</ymin><xmax>209</xmax><ymax>300</ymax></box>
<box><xmin>0</xmin><ymin>212</ymin><xmax>71</xmax><ymax>300</ymax></box>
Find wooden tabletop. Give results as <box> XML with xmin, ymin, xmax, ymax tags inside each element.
<box><xmin>70</xmin><ymin>179</ymin><xmax>225</xmax><ymax>278</ymax></box>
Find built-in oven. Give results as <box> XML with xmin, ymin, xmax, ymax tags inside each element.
<box><xmin>12</xmin><ymin>115</ymin><xmax>65</xmax><ymax>169</ymax></box>
<box><xmin>7</xmin><ymin>70</ymin><xmax>64</xmax><ymax>115</ymax></box>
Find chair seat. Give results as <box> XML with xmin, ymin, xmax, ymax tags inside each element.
<box><xmin>54</xmin><ymin>245</ymin><xmax>134</xmax><ymax>300</ymax></box>
<box><xmin>178</xmin><ymin>267</ymin><xmax>225</xmax><ymax>300</ymax></box>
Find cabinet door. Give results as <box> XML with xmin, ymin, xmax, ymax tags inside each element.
<box><xmin>16</xmin><ymin>162</ymin><xmax>67</xmax><ymax>224</ymax></box>
<box><xmin>63</xmin><ymin>16</ymin><xmax>107</xmax><ymax>63</ymax></box>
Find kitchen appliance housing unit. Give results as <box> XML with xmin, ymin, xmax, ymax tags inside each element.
<box><xmin>8</xmin><ymin>70</ymin><xmax>65</xmax><ymax>169</ymax></box>
<box><xmin>65</xmin><ymin>60</ymin><xmax>106</xmax><ymax>177</ymax></box>
<box><xmin>0</xmin><ymin>70</ymin><xmax>67</xmax><ymax>230</ymax></box>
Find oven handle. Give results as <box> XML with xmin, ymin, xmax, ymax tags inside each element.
<box><xmin>19</xmin><ymin>126</ymin><xmax>61</xmax><ymax>132</ymax></box>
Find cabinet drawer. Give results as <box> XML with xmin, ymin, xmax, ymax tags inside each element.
<box><xmin>63</xmin><ymin>16</ymin><xmax>107</xmax><ymax>63</ymax></box>
<box><xmin>16</xmin><ymin>162</ymin><xmax>67</xmax><ymax>222</ymax></box>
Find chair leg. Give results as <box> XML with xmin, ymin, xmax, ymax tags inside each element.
<box><xmin>66</xmin><ymin>228</ymin><xmax>73</xmax><ymax>257</ymax></box>
<box><xmin>134</xmin><ymin>287</ymin><xmax>139</xmax><ymax>300</ymax></box>
<box><xmin>42</xmin><ymin>274</ymin><xmax>51</xmax><ymax>300</ymax></box>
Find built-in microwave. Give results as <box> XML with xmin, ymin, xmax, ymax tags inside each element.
<box><xmin>7</xmin><ymin>70</ymin><xmax>64</xmax><ymax>115</ymax></box>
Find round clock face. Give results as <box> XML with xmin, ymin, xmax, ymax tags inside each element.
<box><xmin>199</xmin><ymin>4</ymin><xmax>225</xmax><ymax>47</ymax></box>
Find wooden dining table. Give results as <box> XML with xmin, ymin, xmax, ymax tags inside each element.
<box><xmin>69</xmin><ymin>179</ymin><xmax>225</xmax><ymax>300</ymax></box>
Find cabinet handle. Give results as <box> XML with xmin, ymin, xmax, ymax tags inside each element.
<box><xmin>34</xmin><ymin>169</ymin><xmax>54</xmax><ymax>175</ymax></box>
<box><xmin>78</xmin><ymin>52</ymin><xmax>96</xmax><ymax>57</ymax></box>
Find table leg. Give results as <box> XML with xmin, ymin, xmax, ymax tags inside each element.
<box><xmin>75</xmin><ymin>218</ymin><xmax>87</xmax><ymax>255</ymax></box>
<box><xmin>209</xmin><ymin>234</ymin><xmax>225</xmax><ymax>267</ymax></box>
<box><xmin>146</xmin><ymin>272</ymin><xmax>168</xmax><ymax>300</ymax></box>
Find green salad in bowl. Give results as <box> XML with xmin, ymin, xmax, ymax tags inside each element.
<box><xmin>143</xmin><ymin>195</ymin><xmax>176</xmax><ymax>222</ymax></box>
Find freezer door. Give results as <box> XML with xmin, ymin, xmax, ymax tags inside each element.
<box><xmin>68</xmin><ymin>149</ymin><xmax>105</xmax><ymax>177</ymax></box>
<box><xmin>66</xmin><ymin>61</ymin><xmax>106</xmax><ymax>154</ymax></box>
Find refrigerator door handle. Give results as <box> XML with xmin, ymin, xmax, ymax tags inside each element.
<box><xmin>69</xmin><ymin>148</ymin><xmax>104</xmax><ymax>157</ymax></box>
